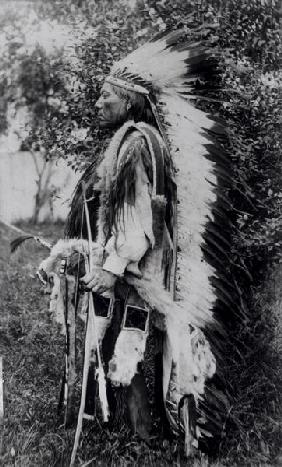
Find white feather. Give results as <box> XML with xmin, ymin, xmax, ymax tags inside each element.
<box><xmin>161</xmin><ymin>94</ymin><xmax>217</xmax><ymax>326</ymax></box>
<box><xmin>112</xmin><ymin>38</ymin><xmax>190</xmax><ymax>91</ymax></box>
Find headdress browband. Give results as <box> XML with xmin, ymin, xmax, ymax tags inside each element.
<box><xmin>105</xmin><ymin>76</ymin><xmax>150</xmax><ymax>96</ymax></box>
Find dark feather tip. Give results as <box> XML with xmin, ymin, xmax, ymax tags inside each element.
<box><xmin>10</xmin><ymin>236</ymin><xmax>34</xmax><ymax>253</ymax></box>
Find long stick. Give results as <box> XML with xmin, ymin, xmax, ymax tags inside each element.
<box><xmin>82</xmin><ymin>184</ymin><xmax>109</xmax><ymax>422</ymax></box>
<box><xmin>69</xmin><ymin>185</ymin><xmax>109</xmax><ymax>466</ymax></box>
<box><xmin>70</xmin><ymin>305</ymin><xmax>93</xmax><ymax>466</ymax></box>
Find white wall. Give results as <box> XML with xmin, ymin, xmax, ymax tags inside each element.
<box><xmin>0</xmin><ymin>149</ymin><xmax>80</xmax><ymax>223</ymax></box>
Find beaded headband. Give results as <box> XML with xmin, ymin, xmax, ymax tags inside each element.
<box><xmin>105</xmin><ymin>76</ymin><xmax>150</xmax><ymax>96</ymax></box>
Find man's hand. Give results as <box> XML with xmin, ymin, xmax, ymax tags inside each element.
<box><xmin>80</xmin><ymin>268</ymin><xmax>117</xmax><ymax>296</ymax></box>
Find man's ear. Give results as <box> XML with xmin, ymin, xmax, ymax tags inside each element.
<box><xmin>126</xmin><ymin>102</ymin><xmax>132</xmax><ymax>111</ymax></box>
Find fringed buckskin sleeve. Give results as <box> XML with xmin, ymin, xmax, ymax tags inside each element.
<box><xmin>103</xmin><ymin>135</ymin><xmax>154</xmax><ymax>277</ymax></box>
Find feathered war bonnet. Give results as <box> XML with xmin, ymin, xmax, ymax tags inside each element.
<box><xmin>105</xmin><ymin>28</ymin><xmax>220</xmax><ymax>144</ymax></box>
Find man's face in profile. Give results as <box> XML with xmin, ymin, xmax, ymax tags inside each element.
<box><xmin>95</xmin><ymin>82</ymin><xmax>128</xmax><ymax>128</ymax></box>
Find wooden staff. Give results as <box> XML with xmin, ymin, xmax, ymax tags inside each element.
<box><xmin>70</xmin><ymin>184</ymin><xmax>109</xmax><ymax>466</ymax></box>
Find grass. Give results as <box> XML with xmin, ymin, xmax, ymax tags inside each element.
<box><xmin>0</xmin><ymin>220</ymin><xmax>281</xmax><ymax>466</ymax></box>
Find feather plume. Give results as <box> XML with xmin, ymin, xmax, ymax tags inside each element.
<box><xmin>11</xmin><ymin>235</ymin><xmax>51</xmax><ymax>253</ymax></box>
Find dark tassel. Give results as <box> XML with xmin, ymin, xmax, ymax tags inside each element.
<box><xmin>151</xmin><ymin>196</ymin><xmax>167</xmax><ymax>249</ymax></box>
<box><xmin>64</xmin><ymin>158</ymin><xmax>101</xmax><ymax>240</ymax></box>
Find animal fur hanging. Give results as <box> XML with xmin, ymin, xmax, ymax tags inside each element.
<box><xmin>107</xmin><ymin>327</ymin><xmax>149</xmax><ymax>387</ymax></box>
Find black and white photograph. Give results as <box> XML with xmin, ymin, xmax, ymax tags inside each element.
<box><xmin>0</xmin><ymin>0</ymin><xmax>281</xmax><ymax>465</ymax></box>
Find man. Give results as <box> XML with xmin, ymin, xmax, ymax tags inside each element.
<box><xmin>46</xmin><ymin>29</ymin><xmax>235</xmax><ymax>455</ymax></box>
<box><xmin>76</xmin><ymin>78</ymin><xmax>175</xmax><ymax>439</ymax></box>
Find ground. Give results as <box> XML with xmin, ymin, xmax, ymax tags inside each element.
<box><xmin>0</xmin><ymin>221</ymin><xmax>281</xmax><ymax>466</ymax></box>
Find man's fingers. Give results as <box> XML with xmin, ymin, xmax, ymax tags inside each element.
<box><xmin>80</xmin><ymin>272</ymin><xmax>96</xmax><ymax>284</ymax></box>
<box><xmin>80</xmin><ymin>273</ymin><xmax>90</xmax><ymax>284</ymax></box>
<box><xmin>92</xmin><ymin>284</ymin><xmax>105</xmax><ymax>294</ymax></box>
<box><xmin>87</xmin><ymin>278</ymin><xmax>99</xmax><ymax>289</ymax></box>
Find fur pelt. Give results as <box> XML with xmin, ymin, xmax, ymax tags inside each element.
<box><xmin>49</xmin><ymin>273</ymin><xmax>65</xmax><ymax>333</ymax></box>
<box><xmin>38</xmin><ymin>239</ymin><xmax>103</xmax><ymax>277</ymax></box>
<box><xmin>107</xmin><ymin>329</ymin><xmax>148</xmax><ymax>387</ymax></box>
<box><xmin>40</xmin><ymin>239</ymin><xmax>112</xmax><ymax>344</ymax></box>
